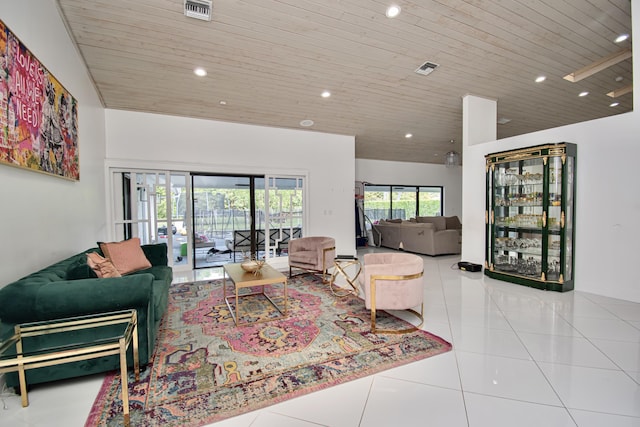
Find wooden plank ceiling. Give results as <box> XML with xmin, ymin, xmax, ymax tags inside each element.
<box><xmin>56</xmin><ymin>0</ymin><xmax>632</xmax><ymax>164</ymax></box>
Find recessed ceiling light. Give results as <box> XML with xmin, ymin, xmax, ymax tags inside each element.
<box><xmin>386</xmin><ymin>5</ymin><xmax>401</xmax><ymax>18</ymax></box>
<box><xmin>219</xmin><ymin>100</ymin><xmax>227</xmax><ymax>105</ymax></box>
<box><xmin>405</xmin><ymin>133</ymin><xmax>412</xmax><ymax>139</ymax></box>
<box><xmin>610</xmin><ymin>102</ymin><xmax>620</xmax><ymax>107</ymax></box>
<box><xmin>300</xmin><ymin>119</ymin><xmax>314</xmax><ymax>127</ymax></box>
<box><xmin>615</xmin><ymin>33</ymin><xmax>629</xmax><ymax>43</ymax></box>
<box><xmin>579</xmin><ymin>91</ymin><xmax>589</xmax><ymax>97</ymax></box>
<box><xmin>535</xmin><ymin>75</ymin><xmax>546</xmax><ymax>83</ymax></box>
<box><xmin>321</xmin><ymin>90</ymin><xmax>331</xmax><ymax>98</ymax></box>
<box><xmin>497</xmin><ymin>117</ymin><xmax>511</xmax><ymax>125</ymax></box>
<box><xmin>615</xmin><ymin>76</ymin><xmax>624</xmax><ymax>82</ymax></box>
<box><xmin>194</xmin><ymin>67</ymin><xmax>207</xmax><ymax>77</ymax></box>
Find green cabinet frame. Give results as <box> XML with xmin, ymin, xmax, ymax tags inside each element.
<box><xmin>485</xmin><ymin>143</ymin><xmax>576</xmax><ymax>292</ymax></box>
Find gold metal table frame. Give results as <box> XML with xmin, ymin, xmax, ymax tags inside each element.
<box><xmin>329</xmin><ymin>255</ymin><xmax>362</xmax><ymax>297</ymax></box>
<box><xmin>223</xmin><ymin>263</ymin><xmax>288</xmax><ymax>326</ymax></box>
<box><xmin>0</xmin><ymin>310</ymin><xmax>139</xmax><ymax>426</ymax></box>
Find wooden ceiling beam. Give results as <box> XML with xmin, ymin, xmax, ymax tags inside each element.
<box><xmin>563</xmin><ymin>48</ymin><xmax>632</xmax><ymax>82</ymax></box>
<box><xmin>607</xmin><ymin>84</ymin><xmax>633</xmax><ymax>98</ymax></box>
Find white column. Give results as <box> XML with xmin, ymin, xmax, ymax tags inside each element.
<box><xmin>461</xmin><ymin>95</ymin><xmax>496</xmax><ymax>262</ymax></box>
<box><xmin>462</xmin><ymin>94</ymin><xmax>497</xmax><ymax>146</ymax></box>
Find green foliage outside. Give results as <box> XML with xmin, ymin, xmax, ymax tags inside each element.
<box><xmin>155</xmin><ymin>187</ymin><xmax>303</xmax><ymax>237</ymax></box>
<box><xmin>365</xmin><ymin>200</ymin><xmax>441</xmax><ymax>220</ymax></box>
<box><xmin>364</xmin><ymin>187</ymin><xmax>442</xmax><ymax>221</ymax></box>
<box><xmin>418</xmin><ymin>200</ymin><xmax>441</xmax><ymax>216</ymax></box>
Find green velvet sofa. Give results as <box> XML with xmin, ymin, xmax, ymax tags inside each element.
<box><xmin>0</xmin><ymin>243</ymin><xmax>172</xmax><ymax>389</ymax></box>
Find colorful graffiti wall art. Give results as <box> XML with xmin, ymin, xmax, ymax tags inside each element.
<box><xmin>0</xmin><ymin>19</ymin><xmax>79</xmax><ymax>181</ymax></box>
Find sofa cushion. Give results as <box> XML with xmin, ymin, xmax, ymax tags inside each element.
<box><xmin>385</xmin><ymin>218</ymin><xmax>403</xmax><ymax>223</ymax></box>
<box><xmin>445</xmin><ymin>215</ymin><xmax>462</xmax><ymax>230</ymax></box>
<box><xmin>141</xmin><ymin>243</ymin><xmax>169</xmax><ymax>266</ymax></box>
<box><xmin>131</xmin><ymin>265</ymin><xmax>173</xmax><ymax>283</ymax></box>
<box><xmin>87</xmin><ymin>252</ymin><xmax>122</xmax><ymax>278</ymax></box>
<box><xmin>66</xmin><ymin>257</ymin><xmax>99</xmax><ymax>280</ymax></box>
<box><xmin>416</xmin><ymin>216</ymin><xmax>446</xmax><ymax>231</ymax></box>
<box><xmin>99</xmin><ymin>238</ymin><xmax>152</xmax><ymax>275</ymax></box>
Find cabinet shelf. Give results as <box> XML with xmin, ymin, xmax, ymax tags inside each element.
<box><xmin>495</xmin><ymin>183</ymin><xmax>543</xmax><ymax>190</ymax></box>
<box><xmin>493</xmin><ymin>225</ymin><xmax>561</xmax><ymax>234</ymax></box>
<box><xmin>485</xmin><ymin>143</ymin><xmax>576</xmax><ymax>292</ymax></box>
<box><xmin>494</xmin><ymin>248</ymin><xmax>561</xmax><ymax>257</ymax></box>
<box><xmin>494</xmin><ymin>225</ymin><xmax>542</xmax><ymax>233</ymax></box>
<box><xmin>495</xmin><ymin>203</ymin><xmax>544</xmax><ymax>208</ymax></box>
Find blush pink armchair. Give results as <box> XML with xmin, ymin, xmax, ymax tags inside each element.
<box><xmin>288</xmin><ymin>236</ymin><xmax>336</xmax><ymax>282</ymax></box>
<box><xmin>358</xmin><ymin>252</ymin><xmax>424</xmax><ymax>334</ymax></box>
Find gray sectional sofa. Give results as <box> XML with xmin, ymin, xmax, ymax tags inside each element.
<box><xmin>372</xmin><ymin>216</ymin><xmax>461</xmax><ymax>256</ymax></box>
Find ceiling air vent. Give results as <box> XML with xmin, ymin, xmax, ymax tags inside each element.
<box><xmin>184</xmin><ymin>0</ymin><xmax>212</xmax><ymax>21</ymax></box>
<box><xmin>415</xmin><ymin>61</ymin><xmax>439</xmax><ymax>76</ymax></box>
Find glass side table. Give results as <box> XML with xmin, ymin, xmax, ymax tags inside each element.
<box><xmin>0</xmin><ymin>310</ymin><xmax>139</xmax><ymax>426</ymax></box>
<box><xmin>329</xmin><ymin>255</ymin><xmax>362</xmax><ymax>297</ymax></box>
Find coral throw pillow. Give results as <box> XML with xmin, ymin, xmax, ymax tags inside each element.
<box><xmin>99</xmin><ymin>237</ymin><xmax>152</xmax><ymax>275</ymax></box>
<box><xmin>86</xmin><ymin>252</ymin><xmax>122</xmax><ymax>278</ymax></box>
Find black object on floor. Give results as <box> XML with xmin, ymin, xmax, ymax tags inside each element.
<box><xmin>458</xmin><ymin>262</ymin><xmax>482</xmax><ymax>272</ymax></box>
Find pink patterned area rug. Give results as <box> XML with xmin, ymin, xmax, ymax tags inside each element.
<box><xmin>86</xmin><ymin>274</ymin><xmax>451</xmax><ymax>426</ymax></box>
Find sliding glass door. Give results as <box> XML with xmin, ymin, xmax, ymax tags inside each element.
<box><xmin>191</xmin><ymin>174</ymin><xmax>305</xmax><ymax>268</ymax></box>
<box><xmin>110</xmin><ymin>169</ymin><xmax>305</xmax><ymax>270</ymax></box>
<box><xmin>109</xmin><ymin>169</ymin><xmax>190</xmax><ymax>270</ymax></box>
<box><xmin>265</xmin><ymin>176</ymin><xmax>304</xmax><ymax>258</ymax></box>
<box><xmin>192</xmin><ymin>175</ymin><xmax>256</xmax><ymax>268</ymax></box>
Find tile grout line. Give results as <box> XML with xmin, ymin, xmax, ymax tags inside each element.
<box><xmin>436</xmin><ymin>255</ymin><xmax>471</xmax><ymax>427</ymax></box>
<box><xmin>479</xmin><ymin>277</ymin><xmax>579</xmax><ymax>425</ymax></box>
<box><xmin>546</xmin><ymin>295</ymin><xmax>640</xmax><ymax>386</ymax></box>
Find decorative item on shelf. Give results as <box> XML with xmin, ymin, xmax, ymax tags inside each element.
<box><xmin>240</xmin><ymin>253</ymin><xmax>266</xmax><ymax>275</ymax></box>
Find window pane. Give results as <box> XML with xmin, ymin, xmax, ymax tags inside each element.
<box><xmin>266</xmin><ymin>176</ymin><xmax>304</xmax><ymax>258</ymax></box>
<box><xmin>365</xmin><ymin>184</ymin><xmax>444</xmax><ymax>222</ymax></box>
<box><xmin>192</xmin><ymin>175</ymin><xmax>252</xmax><ymax>268</ymax></box>
<box><xmin>418</xmin><ymin>186</ymin><xmax>443</xmax><ymax>216</ymax></box>
<box><xmin>391</xmin><ymin>186</ymin><xmax>416</xmax><ymax>220</ymax></box>
<box><xmin>364</xmin><ymin>185</ymin><xmax>390</xmax><ymax>222</ymax></box>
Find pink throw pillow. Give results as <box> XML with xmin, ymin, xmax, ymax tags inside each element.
<box><xmin>86</xmin><ymin>252</ymin><xmax>122</xmax><ymax>278</ymax></box>
<box><xmin>99</xmin><ymin>237</ymin><xmax>152</xmax><ymax>275</ymax></box>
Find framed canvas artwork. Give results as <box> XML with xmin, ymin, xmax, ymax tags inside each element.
<box><xmin>0</xmin><ymin>19</ymin><xmax>79</xmax><ymax>181</ymax></box>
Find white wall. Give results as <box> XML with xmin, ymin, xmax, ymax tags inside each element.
<box><xmin>0</xmin><ymin>1</ymin><xmax>107</xmax><ymax>286</ymax></box>
<box><xmin>355</xmin><ymin>159</ymin><xmax>462</xmax><ymax>218</ymax></box>
<box><xmin>461</xmin><ymin>2</ymin><xmax>640</xmax><ymax>303</ymax></box>
<box><xmin>463</xmin><ymin>113</ymin><xmax>640</xmax><ymax>303</ymax></box>
<box><xmin>3</xmin><ymin>1</ymin><xmax>637</xmax><ymax>305</ymax></box>
<box><xmin>104</xmin><ymin>110</ymin><xmax>356</xmax><ymax>256</ymax></box>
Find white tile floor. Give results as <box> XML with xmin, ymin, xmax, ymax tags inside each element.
<box><xmin>2</xmin><ymin>248</ymin><xmax>640</xmax><ymax>427</ymax></box>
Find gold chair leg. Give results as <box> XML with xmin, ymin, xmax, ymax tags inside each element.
<box><xmin>369</xmin><ymin>272</ymin><xmax>425</xmax><ymax>334</ymax></box>
<box><xmin>371</xmin><ymin>303</ymin><xmax>424</xmax><ymax>334</ymax></box>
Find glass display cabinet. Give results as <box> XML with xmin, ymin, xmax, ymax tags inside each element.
<box><xmin>485</xmin><ymin>143</ymin><xmax>576</xmax><ymax>292</ymax></box>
